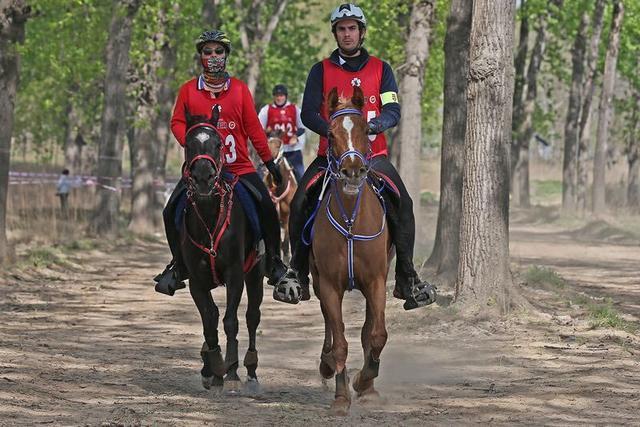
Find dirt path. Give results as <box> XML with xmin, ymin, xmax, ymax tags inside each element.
<box><xmin>1</xmin><ymin>222</ymin><xmax>639</xmax><ymax>426</ymax></box>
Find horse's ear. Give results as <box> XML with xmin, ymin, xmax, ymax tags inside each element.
<box><xmin>327</xmin><ymin>87</ymin><xmax>339</xmax><ymax>116</ymax></box>
<box><xmin>210</xmin><ymin>105</ymin><xmax>220</xmax><ymax>127</ymax></box>
<box><xmin>185</xmin><ymin>107</ymin><xmax>193</xmax><ymax>127</ymax></box>
<box><xmin>352</xmin><ymin>86</ymin><xmax>365</xmax><ymax>110</ymax></box>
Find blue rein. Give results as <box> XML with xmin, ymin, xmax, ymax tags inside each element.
<box><xmin>303</xmin><ymin>107</ymin><xmax>387</xmax><ymax>291</ymax></box>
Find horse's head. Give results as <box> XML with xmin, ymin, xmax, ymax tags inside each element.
<box><xmin>184</xmin><ymin>107</ymin><xmax>224</xmax><ymax>198</ymax></box>
<box><xmin>267</xmin><ymin>129</ymin><xmax>285</xmax><ymax>160</ymax></box>
<box><xmin>327</xmin><ymin>86</ymin><xmax>370</xmax><ymax>195</ymax></box>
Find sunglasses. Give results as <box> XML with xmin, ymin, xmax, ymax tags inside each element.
<box><xmin>202</xmin><ymin>47</ymin><xmax>226</xmax><ymax>56</ymax></box>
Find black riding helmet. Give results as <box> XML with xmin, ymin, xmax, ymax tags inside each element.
<box><xmin>196</xmin><ymin>30</ymin><xmax>232</xmax><ymax>54</ymax></box>
<box><xmin>272</xmin><ymin>84</ymin><xmax>288</xmax><ymax>96</ymax></box>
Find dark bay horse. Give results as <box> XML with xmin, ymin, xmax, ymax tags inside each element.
<box><xmin>310</xmin><ymin>87</ymin><xmax>391</xmax><ymax>415</ymax></box>
<box><xmin>264</xmin><ymin>131</ymin><xmax>298</xmax><ymax>261</ymax></box>
<box><xmin>181</xmin><ymin>109</ymin><xmax>264</xmax><ymax>393</ymax></box>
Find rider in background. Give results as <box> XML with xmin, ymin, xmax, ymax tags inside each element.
<box><xmin>283</xmin><ymin>3</ymin><xmax>437</xmax><ymax>310</ymax></box>
<box><xmin>154</xmin><ymin>30</ymin><xmax>298</xmax><ymax>296</ymax></box>
<box><xmin>258</xmin><ymin>84</ymin><xmax>306</xmax><ymax>182</ymax></box>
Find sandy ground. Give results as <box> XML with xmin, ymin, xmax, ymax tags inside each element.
<box><xmin>1</xmin><ymin>213</ymin><xmax>639</xmax><ymax>426</ymax></box>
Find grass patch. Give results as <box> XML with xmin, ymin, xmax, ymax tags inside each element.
<box><xmin>420</xmin><ymin>191</ymin><xmax>438</xmax><ymax>206</ymax></box>
<box><xmin>63</xmin><ymin>239</ymin><xmax>99</xmax><ymax>251</ymax></box>
<box><xmin>23</xmin><ymin>247</ymin><xmax>62</xmax><ymax>268</ymax></box>
<box><xmin>523</xmin><ymin>265</ymin><xmax>566</xmax><ymax>288</ymax></box>
<box><xmin>587</xmin><ymin>299</ymin><xmax>637</xmax><ymax>333</ymax></box>
<box><xmin>532</xmin><ymin>179</ymin><xmax>562</xmax><ymax>200</ymax></box>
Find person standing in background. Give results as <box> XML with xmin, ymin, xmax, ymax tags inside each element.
<box><xmin>56</xmin><ymin>169</ymin><xmax>71</xmax><ymax>218</ymax></box>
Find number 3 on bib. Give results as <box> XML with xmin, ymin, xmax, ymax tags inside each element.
<box><xmin>224</xmin><ymin>134</ymin><xmax>237</xmax><ymax>163</ymax></box>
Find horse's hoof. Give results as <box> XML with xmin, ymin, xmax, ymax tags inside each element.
<box><xmin>319</xmin><ymin>360</ymin><xmax>335</xmax><ymax>379</ymax></box>
<box><xmin>330</xmin><ymin>397</ymin><xmax>351</xmax><ymax>416</ymax></box>
<box><xmin>244</xmin><ymin>377</ymin><xmax>261</xmax><ymax>395</ymax></box>
<box><xmin>357</xmin><ymin>389</ymin><xmax>384</xmax><ymax>406</ymax></box>
<box><xmin>300</xmin><ymin>284</ymin><xmax>311</xmax><ymax>301</ymax></box>
<box><xmin>223</xmin><ymin>379</ymin><xmax>242</xmax><ymax>395</ymax></box>
<box><xmin>202</xmin><ymin>374</ymin><xmax>224</xmax><ymax>390</ymax></box>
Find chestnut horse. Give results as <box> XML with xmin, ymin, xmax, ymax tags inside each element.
<box><xmin>310</xmin><ymin>86</ymin><xmax>391</xmax><ymax>415</ymax></box>
<box><xmin>264</xmin><ymin>131</ymin><xmax>298</xmax><ymax>261</ymax></box>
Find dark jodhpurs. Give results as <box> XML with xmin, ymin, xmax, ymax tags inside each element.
<box><xmin>163</xmin><ymin>172</ymin><xmax>282</xmax><ymax>274</ymax></box>
<box><xmin>288</xmin><ymin>155</ymin><xmax>418</xmax><ymax>286</ymax></box>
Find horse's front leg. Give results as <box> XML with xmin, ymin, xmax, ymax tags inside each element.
<box><xmin>353</xmin><ymin>277</ymin><xmax>387</xmax><ymax>400</ymax></box>
<box><xmin>190</xmin><ymin>283</ymin><xmax>224</xmax><ymax>390</ymax></box>
<box><xmin>243</xmin><ymin>264</ymin><xmax>264</xmax><ymax>394</ymax></box>
<box><xmin>319</xmin><ymin>276</ymin><xmax>350</xmax><ymax>416</ymax></box>
<box><xmin>222</xmin><ymin>266</ymin><xmax>245</xmax><ymax>393</ymax></box>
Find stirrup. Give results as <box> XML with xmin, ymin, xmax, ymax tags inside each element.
<box><xmin>154</xmin><ymin>267</ymin><xmax>186</xmax><ymax>296</ymax></box>
<box><xmin>272</xmin><ymin>269</ymin><xmax>302</xmax><ymax>304</ymax></box>
<box><xmin>403</xmin><ymin>279</ymin><xmax>437</xmax><ymax>311</ymax></box>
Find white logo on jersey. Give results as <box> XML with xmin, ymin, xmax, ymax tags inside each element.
<box><xmin>229</xmin><ymin>121</ymin><xmax>236</xmax><ymax>130</ymax></box>
<box><xmin>369</xmin><ymin>96</ymin><xmax>376</xmax><ymax>104</ymax></box>
<box><xmin>351</xmin><ymin>77</ymin><xmax>361</xmax><ymax>87</ymax></box>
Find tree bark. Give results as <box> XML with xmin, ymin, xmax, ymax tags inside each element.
<box><xmin>455</xmin><ymin>0</ymin><xmax>519</xmax><ymax>314</ymax></box>
<box><xmin>202</xmin><ymin>0</ymin><xmax>221</xmax><ymax>29</ymax></box>
<box><xmin>236</xmin><ymin>0</ymin><xmax>288</xmax><ymax>95</ymax></box>
<box><xmin>423</xmin><ymin>0</ymin><xmax>471</xmax><ymax>283</ymax></box>
<box><xmin>562</xmin><ymin>11</ymin><xmax>589</xmax><ymax>212</ymax></box>
<box><xmin>592</xmin><ymin>0</ymin><xmax>624</xmax><ymax>213</ymax></box>
<box><xmin>397</xmin><ymin>0</ymin><xmax>435</xmax><ymax>212</ymax></box>
<box><xmin>576</xmin><ymin>0</ymin><xmax>605</xmax><ymax>214</ymax></box>
<box><xmin>92</xmin><ymin>0</ymin><xmax>140</xmax><ymax>235</ymax></box>
<box><xmin>0</xmin><ymin>0</ymin><xmax>31</xmax><ymax>264</ymax></box>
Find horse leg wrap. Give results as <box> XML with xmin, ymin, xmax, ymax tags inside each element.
<box><xmin>225</xmin><ymin>340</ymin><xmax>239</xmax><ymax>371</ymax></box>
<box><xmin>244</xmin><ymin>350</ymin><xmax>259</xmax><ymax>367</ymax></box>
<box><xmin>321</xmin><ymin>350</ymin><xmax>336</xmax><ymax>371</ymax></box>
<box><xmin>201</xmin><ymin>342</ymin><xmax>226</xmax><ymax>377</ymax></box>
<box><xmin>335</xmin><ymin>369</ymin><xmax>350</xmax><ymax>400</ymax></box>
<box><xmin>361</xmin><ymin>353</ymin><xmax>380</xmax><ymax>381</ymax></box>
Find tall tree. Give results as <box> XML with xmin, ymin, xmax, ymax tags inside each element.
<box><xmin>423</xmin><ymin>0</ymin><xmax>471</xmax><ymax>283</ymax></box>
<box><xmin>129</xmin><ymin>1</ymin><xmax>180</xmax><ymax>234</ymax></box>
<box><xmin>396</xmin><ymin>0</ymin><xmax>435</xmax><ymax>208</ymax></box>
<box><xmin>627</xmin><ymin>90</ymin><xmax>640</xmax><ymax>211</ymax></box>
<box><xmin>0</xmin><ymin>0</ymin><xmax>31</xmax><ymax>264</ymax></box>
<box><xmin>236</xmin><ymin>0</ymin><xmax>288</xmax><ymax>95</ymax></box>
<box><xmin>512</xmin><ymin>0</ymin><xmax>557</xmax><ymax>207</ymax></box>
<box><xmin>592</xmin><ymin>0</ymin><xmax>624</xmax><ymax>213</ymax></box>
<box><xmin>576</xmin><ymin>0</ymin><xmax>605</xmax><ymax>213</ymax></box>
<box><xmin>92</xmin><ymin>0</ymin><xmax>141</xmax><ymax>234</ymax></box>
<box><xmin>510</xmin><ymin>0</ymin><xmax>529</xmax><ymax>193</ymax></box>
<box><xmin>562</xmin><ymin>10</ymin><xmax>589</xmax><ymax>211</ymax></box>
<box><xmin>455</xmin><ymin>0</ymin><xmax>519</xmax><ymax>314</ymax></box>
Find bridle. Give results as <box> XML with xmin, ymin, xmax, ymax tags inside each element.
<box><xmin>183</xmin><ymin>123</ymin><xmax>225</xmax><ymax>198</ymax></box>
<box><xmin>326</xmin><ymin>108</ymin><xmax>372</xmax><ymax>184</ymax></box>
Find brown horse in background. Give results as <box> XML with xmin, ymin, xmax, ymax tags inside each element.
<box><xmin>264</xmin><ymin>131</ymin><xmax>298</xmax><ymax>261</ymax></box>
<box><xmin>309</xmin><ymin>86</ymin><xmax>391</xmax><ymax>415</ymax></box>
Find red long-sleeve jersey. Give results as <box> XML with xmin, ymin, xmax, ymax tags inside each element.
<box><xmin>171</xmin><ymin>76</ymin><xmax>272</xmax><ymax>176</ymax></box>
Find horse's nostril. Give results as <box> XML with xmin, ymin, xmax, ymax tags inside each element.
<box><xmin>359</xmin><ymin>167</ymin><xmax>367</xmax><ymax>176</ymax></box>
<box><xmin>340</xmin><ymin>168</ymin><xmax>349</xmax><ymax>177</ymax></box>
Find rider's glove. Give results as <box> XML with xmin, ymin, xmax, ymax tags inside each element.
<box><xmin>265</xmin><ymin>160</ymin><xmax>283</xmax><ymax>186</ymax></box>
<box><xmin>367</xmin><ymin>118</ymin><xmax>383</xmax><ymax>135</ymax></box>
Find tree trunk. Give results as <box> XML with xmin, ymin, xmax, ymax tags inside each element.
<box><xmin>0</xmin><ymin>0</ymin><xmax>30</xmax><ymax>264</ymax></box>
<box><xmin>237</xmin><ymin>0</ymin><xmax>288</xmax><ymax>95</ymax></box>
<box><xmin>397</xmin><ymin>0</ymin><xmax>435</xmax><ymax>213</ymax></box>
<box><xmin>514</xmin><ymin>3</ymin><xmax>553</xmax><ymax>207</ymax></box>
<box><xmin>576</xmin><ymin>0</ymin><xmax>605</xmax><ymax>214</ymax></box>
<box><xmin>92</xmin><ymin>0</ymin><xmax>140</xmax><ymax>235</ymax></box>
<box><xmin>627</xmin><ymin>91</ymin><xmax>640</xmax><ymax>212</ymax></box>
<box><xmin>592</xmin><ymin>0</ymin><xmax>624</xmax><ymax>214</ymax></box>
<box><xmin>510</xmin><ymin>0</ymin><xmax>528</xmax><ymax>201</ymax></box>
<box><xmin>455</xmin><ymin>0</ymin><xmax>519</xmax><ymax>314</ymax></box>
<box><xmin>202</xmin><ymin>0</ymin><xmax>221</xmax><ymax>28</ymax></box>
<box><xmin>129</xmin><ymin>3</ymin><xmax>177</xmax><ymax>234</ymax></box>
<box><xmin>562</xmin><ymin>11</ymin><xmax>589</xmax><ymax>212</ymax></box>
<box><xmin>62</xmin><ymin>100</ymin><xmax>83</xmax><ymax>173</ymax></box>
<box><xmin>423</xmin><ymin>0</ymin><xmax>471</xmax><ymax>283</ymax></box>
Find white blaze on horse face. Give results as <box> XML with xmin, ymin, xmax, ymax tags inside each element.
<box><xmin>196</xmin><ymin>132</ymin><xmax>210</xmax><ymax>143</ymax></box>
<box><xmin>342</xmin><ymin>116</ymin><xmax>356</xmax><ymax>161</ymax></box>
